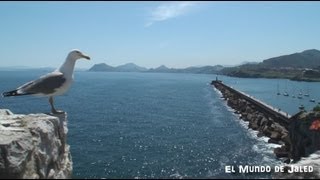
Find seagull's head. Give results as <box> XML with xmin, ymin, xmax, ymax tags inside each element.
<box><xmin>68</xmin><ymin>49</ymin><xmax>91</xmax><ymax>61</ymax></box>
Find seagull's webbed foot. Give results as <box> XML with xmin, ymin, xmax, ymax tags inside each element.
<box><xmin>51</xmin><ymin>109</ymin><xmax>65</xmax><ymax>114</ymax></box>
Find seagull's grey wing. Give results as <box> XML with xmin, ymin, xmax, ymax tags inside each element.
<box><xmin>17</xmin><ymin>72</ymin><xmax>67</xmax><ymax>95</ymax></box>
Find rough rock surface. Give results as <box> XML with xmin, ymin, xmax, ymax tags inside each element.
<box><xmin>0</xmin><ymin>109</ymin><xmax>72</xmax><ymax>179</ymax></box>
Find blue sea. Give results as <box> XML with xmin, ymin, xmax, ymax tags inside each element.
<box><xmin>1</xmin><ymin>70</ymin><xmax>320</xmax><ymax>178</ymax></box>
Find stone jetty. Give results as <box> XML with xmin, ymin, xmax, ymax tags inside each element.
<box><xmin>212</xmin><ymin>80</ymin><xmax>320</xmax><ymax>165</ymax></box>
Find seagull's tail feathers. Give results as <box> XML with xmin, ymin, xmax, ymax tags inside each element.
<box><xmin>2</xmin><ymin>89</ymin><xmax>32</xmax><ymax>97</ymax></box>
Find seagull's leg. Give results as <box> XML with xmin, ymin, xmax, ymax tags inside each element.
<box><xmin>49</xmin><ymin>96</ymin><xmax>58</xmax><ymax>114</ymax></box>
<box><xmin>49</xmin><ymin>96</ymin><xmax>64</xmax><ymax>114</ymax></box>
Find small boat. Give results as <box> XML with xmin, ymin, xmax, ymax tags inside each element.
<box><xmin>298</xmin><ymin>95</ymin><xmax>303</xmax><ymax>99</ymax></box>
<box><xmin>310</xmin><ymin>99</ymin><xmax>316</xmax><ymax>102</ymax></box>
<box><xmin>304</xmin><ymin>94</ymin><xmax>310</xmax><ymax>97</ymax></box>
<box><xmin>299</xmin><ymin>105</ymin><xmax>305</xmax><ymax>110</ymax></box>
<box><xmin>276</xmin><ymin>81</ymin><xmax>280</xmax><ymax>96</ymax></box>
<box><xmin>283</xmin><ymin>92</ymin><xmax>289</xmax><ymax>96</ymax></box>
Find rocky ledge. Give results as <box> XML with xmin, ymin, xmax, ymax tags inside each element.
<box><xmin>0</xmin><ymin>109</ymin><xmax>72</xmax><ymax>178</ymax></box>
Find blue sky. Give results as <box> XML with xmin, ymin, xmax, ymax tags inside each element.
<box><xmin>1</xmin><ymin>1</ymin><xmax>320</xmax><ymax>69</ymax></box>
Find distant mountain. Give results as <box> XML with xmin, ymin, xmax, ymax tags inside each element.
<box><xmin>239</xmin><ymin>61</ymin><xmax>259</xmax><ymax>65</ymax></box>
<box><xmin>88</xmin><ymin>63</ymin><xmax>116</xmax><ymax>72</ymax></box>
<box><xmin>152</xmin><ymin>65</ymin><xmax>170</xmax><ymax>72</ymax></box>
<box><xmin>146</xmin><ymin>65</ymin><xmax>224</xmax><ymax>74</ymax></box>
<box><xmin>88</xmin><ymin>63</ymin><xmax>148</xmax><ymax>72</ymax></box>
<box><xmin>148</xmin><ymin>65</ymin><xmax>171</xmax><ymax>73</ymax></box>
<box><xmin>183</xmin><ymin>65</ymin><xmax>224</xmax><ymax>74</ymax></box>
<box><xmin>116</xmin><ymin>63</ymin><xmax>148</xmax><ymax>72</ymax></box>
<box><xmin>88</xmin><ymin>63</ymin><xmax>224</xmax><ymax>74</ymax></box>
<box><xmin>221</xmin><ymin>49</ymin><xmax>320</xmax><ymax>81</ymax></box>
<box><xmin>261</xmin><ymin>49</ymin><xmax>320</xmax><ymax>68</ymax></box>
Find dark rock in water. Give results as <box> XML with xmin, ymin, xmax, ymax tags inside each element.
<box><xmin>242</xmin><ymin>114</ymin><xmax>249</xmax><ymax>121</ymax></box>
<box><xmin>247</xmin><ymin>113</ymin><xmax>253</xmax><ymax>121</ymax></box>
<box><xmin>268</xmin><ymin>138</ymin><xmax>281</xmax><ymax>145</ymax></box>
<box><xmin>283</xmin><ymin>158</ymin><xmax>291</xmax><ymax>164</ymax></box>
<box><xmin>261</xmin><ymin>124</ymin><xmax>268</xmax><ymax>133</ymax></box>
<box><xmin>264</xmin><ymin>129</ymin><xmax>272</xmax><ymax>137</ymax></box>
<box><xmin>280</xmin><ymin>134</ymin><xmax>290</xmax><ymax>144</ymax></box>
<box><xmin>270</xmin><ymin>131</ymin><xmax>281</xmax><ymax>140</ymax></box>
<box><xmin>250</xmin><ymin>122</ymin><xmax>259</xmax><ymax>130</ymax></box>
<box><xmin>257</xmin><ymin>132</ymin><xmax>264</xmax><ymax>138</ymax></box>
<box><xmin>274</xmin><ymin>146</ymin><xmax>289</xmax><ymax>158</ymax></box>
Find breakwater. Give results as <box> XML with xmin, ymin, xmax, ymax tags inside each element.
<box><xmin>212</xmin><ymin>79</ymin><xmax>320</xmax><ymax>166</ymax></box>
<box><xmin>212</xmin><ymin>80</ymin><xmax>292</xmax><ymax>162</ymax></box>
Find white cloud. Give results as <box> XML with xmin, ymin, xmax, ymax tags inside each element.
<box><xmin>145</xmin><ymin>2</ymin><xmax>197</xmax><ymax>27</ymax></box>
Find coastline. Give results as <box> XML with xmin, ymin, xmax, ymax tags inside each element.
<box><xmin>222</xmin><ymin>71</ymin><xmax>320</xmax><ymax>82</ymax></box>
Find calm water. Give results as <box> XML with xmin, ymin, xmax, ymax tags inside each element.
<box><xmin>1</xmin><ymin>70</ymin><xmax>320</xmax><ymax>178</ymax></box>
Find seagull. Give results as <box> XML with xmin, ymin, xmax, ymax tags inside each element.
<box><xmin>2</xmin><ymin>49</ymin><xmax>90</xmax><ymax>114</ymax></box>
